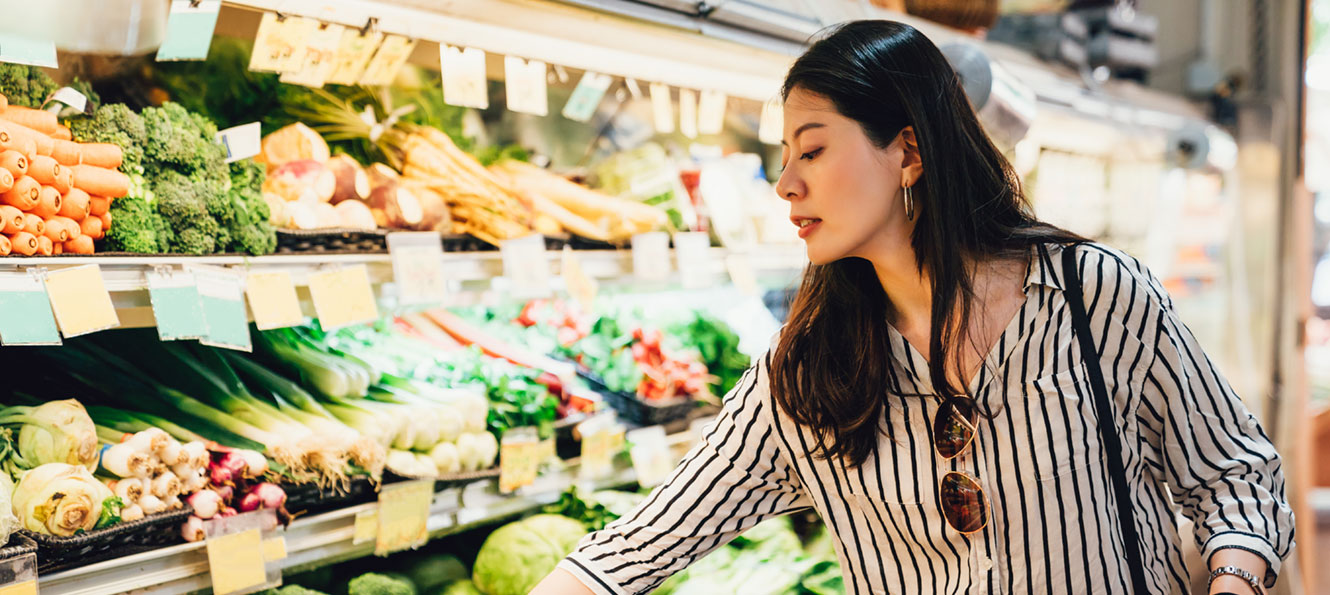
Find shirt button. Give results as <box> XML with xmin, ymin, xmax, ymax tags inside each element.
<box><xmin>981</xmin><ymin>557</ymin><xmax>994</xmax><ymax>572</ymax></box>
<box><xmin>1246</xmin><ymin>418</ymin><xmax>1258</xmax><ymax>430</ymax></box>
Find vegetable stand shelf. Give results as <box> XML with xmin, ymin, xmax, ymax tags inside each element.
<box><xmin>34</xmin><ymin>444</ymin><xmax>701</xmax><ymax>594</ymax></box>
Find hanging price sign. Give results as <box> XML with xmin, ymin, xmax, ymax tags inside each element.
<box><xmin>649</xmin><ymin>83</ymin><xmax>674</xmax><ymax>134</ymax></box>
<box><xmin>697</xmin><ymin>90</ymin><xmax>727</xmax><ymax>135</ymax></box>
<box><xmin>156</xmin><ymin>0</ymin><xmax>222</xmax><ymax>61</ymax></box>
<box><xmin>631</xmin><ymin>232</ymin><xmax>671</xmax><ymax>282</ymax></box>
<box><xmin>44</xmin><ymin>265</ymin><xmax>119</xmax><ymax>338</ymax></box>
<box><xmin>387</xmin><ymin>231</ymin><xmax>447</xmax><ymax>305</ymax></box>
<box><xmin>217</xmin><ymin>122</ymin><xmax>262</xmax><ymax>163</ymax></box>
<box><xmin>0</xmin><ymin>271</ymin><xmax>60</xmax><ymax>345</ymax></box>
<box><xmin>678</xmin><ymin>88</ymin><xmax>698</xmax><ymax>139</ymax></box>
<box><xmin>560</xmin><ymin>246</ymin><xmax>597</xmax><ymax>309</ymax></box>
<box><xmin>190</xmin><ymin>265</ymin><xmax>250</xmax><ymax>352</ymax></box>
<box><xmin>205</xmin><ymin>510</ymin><xmax>281</xmax><ymax>595</ymax></box>
<box><xmin>441</xmin><ymin>45</ymin><xmax>489</xmax><ymax>109</ymax></box>
<box><xmin>561</xmin><ymin>71</ymin><xmax>612</xmax><ymax>122</ymax></box>
<box><xmin>0</xmin><ymin>35</ymin><xmax>56</xmax><ymax>68</ymax></box>
<box><xmin>248</xmin><ymin>13</ymin><xmax>316</xmax><ymax>73</ymax></box>
<box><xmin>280</xmin><ymin>22</ymin><xmax>345</xmax><ymax>87</ymax></box>
<box><xmin>375</xmin><ymin>479</ymin><xmax>433</xmax><ymax>555</ymax></box>
<box><xmin>146</xmin><ymin>268</ymin><xmax>207</xmax><ymax>341</ymax></box>
<box><xmin>504</xmin><ymin>56</ymin><xmax>548</xmax><ymax>116</ymax></box>
<box><xmin>499</xmin><ymin>234</ymin><xmax>551</xmax><ymax>299</ymax></box>
<box><xmin>308</xmin><ymin>265</ymin><xmax>379</xmax><ymax>331</ymax></box>
<box><xmin>359</xmin><ymin>35</ymin><xmax>417</xmax><ymax>86</ymax></box>
<box><xmin>245</xmin><ymin>271</ymin><xmax>303</xmax><ymax>330</ymax></box>
<box><xmin>499</xmin><ymin>427</ymin><xmax>540</xmax><ymax>494</ymax></box>
<box><xmin>326</xmin><ymin>29</ymin><xmax>383</xmax><ymax>85</ymax></box>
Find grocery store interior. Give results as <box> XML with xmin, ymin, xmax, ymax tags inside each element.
<box><xmin>0</xmin><ymin>0</ymin><xmax>1321</xmax><ymax>593</ymax></box>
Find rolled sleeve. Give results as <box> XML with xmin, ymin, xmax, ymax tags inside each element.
<box><xmin>560</xmin><ymin>354</ymin><xmax>812</xmax><ymax>594</ymax></box>
<box><xmin>1143</xmin><ymin>301</ymin><xmax>1296</xmax><ymax>588</ymax></box>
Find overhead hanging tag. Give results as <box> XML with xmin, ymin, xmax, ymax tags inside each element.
<box><xmin>156</xmin><ymin>0</ymin><xmax>222</xmax><ymax>62</ymax></box>
<box><xmin>326</xmin><ymin>28</ymin><xmax>383</xmax><ymax>85</ymax></box>
<box><xmin>678</xmin><ymin>88</ymin><xmax>699</xmax><ymax>139</ymax></box>
<box><xmin>561</xmin><ymin>71</ymin><xmax>613</xmax><ymax>122</ymax></box>
<box><xmin>441</xmin><ymin>45</ymin><xmax>489</xmax><ymax>109</ymax></box>
<box><xmin>279</xmin><ymin>22</ymin><xmax>346</xmax><ymax>88</ymax></box>
<box><xmin>0</xmin><ymin>34</ymin><xmax>57</xmax><ymax>68</ymax></box>
<box><xmin>359</xmin><ymin>35</ymin><xmax>417</xmax><ymax>86</ymax></box>
<box><xmin>649</xmin><ymin>83</ymin><xmax>674</xmax><ymax>134</ymax></box>
<box><xmin>697</xmin><ymin>90</ymin><xmax>727</xmax><ymax>135</ymax></box>
<box><xmin>248</xmin><ymin>13</ymin><xmax>316</xmax><ymax>73</ymax></box>
<box><xmin>758</xmin><ymin>97</ymin><xmax>783</xmax><ymax>145</ymax></box>
<box><xmin>504</xmin><ymin>56</ymin><xmax>548</xmax><ymax>116</ymax></box>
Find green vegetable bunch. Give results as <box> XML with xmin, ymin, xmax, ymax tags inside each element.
<box><xmin>668</xmin><ymin>313</ymin><xmax>750</xmax><ymax>395</ymax></box>
<box><xmin>349</xmin><ymin>572</ymin><xmax>416</xmax><ymax>595</ymax></box>
<box><xmin>0</xmin><ymin>63</ymin><xmax>57</xmax><ymax>108</ymax></box>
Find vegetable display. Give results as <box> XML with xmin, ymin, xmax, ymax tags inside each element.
<box><xmin>471</xmin><ymin>514</ymin><xmax>588</xmax><ymax>595</ymax></box>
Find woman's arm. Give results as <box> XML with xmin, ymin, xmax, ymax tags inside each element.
<box><xmin>538</xmin><ymin>354</ymin><xmax>813</xmax><ymax>595</ymax></box>
<box><xmin>1208</xmin><ymin>549</ymin><xmax>1269</xmax><ymax>595</ymax></box>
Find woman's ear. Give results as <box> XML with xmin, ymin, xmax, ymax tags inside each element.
<box><xmin>899</xmin><ymin>127</ymin><xmax>923</xmax><ymax>187</ymax></box>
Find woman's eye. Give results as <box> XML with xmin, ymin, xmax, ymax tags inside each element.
<box><xmin>800</xmin><ymin>148</ymin><xmax>822</xmax><ymax>161</ymax></box>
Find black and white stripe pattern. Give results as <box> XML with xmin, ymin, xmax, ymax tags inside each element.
<box><xmin>560</xmin><ymin>243</ymin><xmax>1295</xmax><ymax>595</ymax></box>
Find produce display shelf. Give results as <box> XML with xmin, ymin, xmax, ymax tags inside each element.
<box><xmin>0</xmin><ymin>246</ymin><xmax>807</xmax><ymax>329</ymax></box>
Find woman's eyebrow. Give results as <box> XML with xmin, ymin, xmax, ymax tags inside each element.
<box><xmin>780</xmin><ymin>122</ymin><xmax>826</xmax><ymax>146</ymax></box>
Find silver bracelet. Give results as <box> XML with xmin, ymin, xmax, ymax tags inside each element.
<box><xmin>1208</xmin><ymin>566</ymin><xmax>1265</xmax><ymax>595</ymax></box>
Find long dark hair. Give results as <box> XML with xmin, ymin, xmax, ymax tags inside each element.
<box><xmin>770</xmin><ymin>20</ymin><xmax>1082</xmax><ymax>467</ymax></box>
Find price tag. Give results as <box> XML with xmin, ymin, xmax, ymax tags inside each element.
<box><xmin>245</xmin><ymin>271</ymin><xmax>303</xmax><ymax>330</ymax></box>
<box><xmin>352</xmin><ymin>508</ymin><xmax>378</xmax><ymax>545</ymax></box>
<box><xmin>503</xmin><ymin>56</ymin><xmax>548</xmax><ymax>116</ymax></box>
<box><xmin>499</xmin><ymin>234</ymin><xmax>551</xmax><ymax>299</ymax></box>
<box><xmin>649</xmin><ymin>83</ymin><xmax>674</xmax><ymax>134</ymax></box>
<box><xmin>387</xmin><ymin>232</ymin><xmax>447</xmax><ymax>305</ymax></box>
<box><xmin>146</xmin><ymin>268</ymin><xmax>207</xmax><ymax>341</ymax></box>
<box><xmin>44</xmin><ymin>265</ymin><xmax>119</xmax><ymax>338</ymax></box>
<box><xmin>627</xmin><ymin>425</ymin><xmax>674</xmax><ymax>487</ymax></box>
<box><xmin>0</xmin><ymin>35</ymin><xmax>57</xmax><ymax>68</ymax></box>
<box><xmin>0</xmin><ymin>272</ymin><xmax>60</xmax><ymax>345</ymax></box>
<box><xmin>261</xmin><ymin>536</ymin><xmax>287</xmax><ymax>562</ymax></box>
<box><xmin>678</xmin><ymin>89</ymin><xmax>699</xmax><ymax>139</ymax></box>
<box><xmin>156</xmin><ymin>0</ymin><xmax>222</xmax><ymax>61</ymax></box>
<box><xmin>190</xmin><ymin>265</ymin><xmax>250</xmax><ymax>352</ymax></box>
<box><xmin>562</xmin><ymin>71</ymin><xmax>612</xmax><ymax>122</ymax></box>
<box><xmin>359</xmin><ymin>35</ymin><xmax>417</xmax><ymax>87</ymax></box>
<box><xmin>697</xmin><ymin>90</ymin><xmax>727</xmax><ymax>135</ymax></box>
<box><xmin>375</xmin><ymin>479</ymin><xmax>433</xmax><ymax>555</ymax></box>
<box><xmin>560</xmin><ymin>246</ymin><xmax>597</xmax><ymax>309</ymax></box>
<box><xmin>43</xmin><ymin>87</ymin><xmax>90</xmax><ymax>115</ymax></box>
<box><xmin>217</xmin><ymin>122</ymin><xmax>262</xmax><ymax>163</ymax></box>
<box><xmin>499</xmin><ymin>427</ymin><xmax>540</xmax><ymax>494</ymax></box>
<box><xmin>308</xmin><ymin>264</ymin><xmax>379</xmax><ymax>331</ymax></box>
<box><xmin>758</xmin><ymin>97</ymin><xmax>783</xmax><ymax>145</ymax></box>
<box><xmin>441</xmin><ymin>45</ymin><xmax>489</xmax><ymax>109</ymax></box>
<box><xmin>248</xmin><ymin>13</ymin><xmax>317</xmax><ymax>73</ymax></box>
<box><xmin>579</xmin><ymin>418</ymin><xmax>623</xmax><ymax>480</ymax></box>
<box><xmin>326</xmin><ymin>29</ymin><xmax>383</xmax><ymax>85</ymax></box>
<box><xmin>673</xmin><ymin>231</ymin><xmax>713</xmax><ymax>289</ymax></box>
<box><xmin>0</xmin><ymin>552</ymin><xmax>37</xmax><ymax>595</ymax></box>
<box><xmin>624</xmin><ymin>77</ymin><xmax>643</xmax><ymax>100</ymax></box>
<box><xmin>279</xmin><ymin>22</ymin><xmax>346</xmax><ymax>88</ymax></box>
<box><xmin>206</xmin><ymin>528</ymin><xmax>267</xmax><ymax>594</ymax></box>
<box><xmin>725</xmin><ymin>252</ymin><xmax>760</xmax><ymax>296</ymax></box>
<box><xmin>631</xmin><ymin>232</ymin><xmax>671</xmax><ymax>282</ymax></box>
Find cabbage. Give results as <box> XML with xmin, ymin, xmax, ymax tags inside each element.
<box><xmin>472</xmin><ymin>514</ymin><xmax>587</xmax><ymax>595</ymax></box>
<box><xmin>439</xmin><ymin>579</ymin><xmax>483</xmax><ymax>595</ymax></box>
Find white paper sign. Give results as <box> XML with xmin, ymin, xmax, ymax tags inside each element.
<box><xmin>758</xmin><ymin>97</ymin><xmax>783</xmax><ymax>145</ymax></box>
<box><xmin>697</xmin><ymin>90</ymin><xmax>727</xmax><ymax>135</ymax></box>
<box><xmin>649</xmin><ymin>83</ymin><xmax>674</xmax><ymax>134</ymax></box>
<box><xmin>504</xmin><ymin>56</ymin><xmax>548</xmax><ymax>116</ymax></box>
<box><xmin>673</xmin><ymin>231</ymin><xmax>712</xmax><ymax>289</ymax></box>
<box><xmin>248</xmin><ymin>13</ymin><xmax>316</xmax><ymax>73</ymax></box>
<box><xmin>387</xmin><ymin>231</ymin><xmax>447</xmax><ymax>305</ymax></box>
<box><xmin>441</xmin><ymin>45</ymin><xmax>489</xmax><ymax>109</ymax></box>
<box><xmin>279</xmin><ymin>23</ymin><xmax>346</xmax><ymax>88</ymax></box>
<box><xmin>561</xmin><ymin>71</ymin><xmax>612</xmax><ymax>122</ymax></box>
<box><xmin>45</xmin><ymin>87</ymin><xmax>89</xmax><ymax>114</ymax></box>
<box><xmin>631</xmin><ymin>232</ymin><xmax>671</xmax><ymax>282</ymax></box>
<box><xmin>500</xmin><ymin>234</ymin><xmax>551</xmax><ymax>298</ymax></box>
<box><xmin>325</xmin><ymin>29</ymin><xmax>383</xmax><ymax>85</ymax></box>
<box><xmin>678</xmin><ymin>89</ymin><xmax>698</xmax><ymax>139</ymax></box>
<box><xmin>217</xmin><ymin>122</ymin><xmax>261</xmax><ymax>163</ymax></box>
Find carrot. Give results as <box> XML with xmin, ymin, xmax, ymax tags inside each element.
<box><xmin>63</xmin><ymin>235</ymin><xmax>93</xmax><ymax>255</ymax></box>
<box><xmin>71</xmin><ymin>165</ymin><xmax>127</xmax><ymax>198</ymax></box>
<box><xmin>99</xmin><ymin>211</ymin><xmax>111</xmax><ymax>232</ymax></box>
<box><xmin>51</xmin><ymin>216</ymin><xmax>80</xmax><ymax>240</ymax></box>
<box><xmin>8</xmin><ymin>231</ymin><xmax>37</xmax><ymax>255</ymax></box>
<box><xmin>88</xmin><ymin>195</ymin><xmax>109</xmax><ymax>217</ymax></box>
<box><xmin>31</xmin><ymin>132</ymin><xmax>52</xmax><ymax>157</ymax></box>
<box><xmin>57</xmin><ymin>188</ymin><xmax>87</xmax><ymax>220</ymax></box>
<box><xmin>0</xmin><ymin>205</ymin><xmax>22</xmax><ymax>235</ymax></box>
<box><xmin>0</xmin><ymin>170</ymin><xmax>11</xmax><ymax>194</ymax></box>
<box><xmin>0</xmin><ymin>150</ymin><xmax>26</xmax><ymax>178</ymax></box>
<box><xmin>0</xmin><ymin>94</ymin><xmax>8</xmax><ymax>112</ymax></box>
<box><xmin>50</xmin><ymin>140</ymin><xmax>81</xmax><ymax>166</ymax></box>
<box><xmin>51</xmin><ymin>126</ymin><xmax>71</xmax><ymax>142</ymax></box>
<box><xmin>1</xmin><ymin>176</ymin><xmax>38</xmax><ymax>210</ymax></box>
<box><xmin>79</xmin><ymin>215</ymin><xmax>102</xmax><ymax>240</ymax></box>
<box><xmin>26</xmin><ymin>155</ymin><xmax>57</xmax><ymax>185</ymax></box>
<box><xmin>52</xmin><ymin>168</ymin><xmax>71</xmax><ymax>194</ymax></box>
<box><xmin>0</xmin><ymin>234</ymin><xmax>11</xmax><ymax>256</ymax></box>
<box><xmin>22</xmin><ymin>213</ymin><xmax>43</xmax><ymax>236</ymax></box>
<box><xmin>0</xmin><ymin>106</ymin><xmax>57</xmax><ymax>136</ymax></box>
<box><xmin>0</xmin><ymin>126</ymin><xmax>36</xmax><ymax>159</ymax></box>
<box><xmin>32</xmin><ymin>186</ymin><xmax>60</xmax><ymax>218</ymax></box>
<box><xmin>50</xmin><ymin>242</ymin><xmax>61</xmax><ymax>255</ymax></box>
<box><xmin>78</xmin><ymin>143</ymin><xmax>122</xmax><ymax>170</ymax></box>
<box><xmin>35</xmin><ymin>235</ymin><xmax>52</xmax><ymax>256</ymax></box>
<box><xmin>42</xmin><ymin>218</ymin><xmax>68</xmax><ymax>243</ymax></box>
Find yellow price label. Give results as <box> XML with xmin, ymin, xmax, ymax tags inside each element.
<box><xmin>353</xmin><ymin>508</ymin><xmax>379</xmax><ymax>545</ymax></box>
<box><xmin>561</xmin><ymin>247</ymin><xmax>597</xmax><ymax>309</ymax></box>
<box><xmin>308</xmin><ymin>265</ymin><xmax>378</xmax><ymax>331</ymax></box>
<box><xmin>206</xmin><ymin>527</ymin><xmax>266</xmax><ymax>595</ymax></box>
<box><xmin>0</xmin><ymin>581</ymin><xmax>35</xmax><ymax>595</ymax></box>
<box><xmin>246</xmin><ymin>271</ymin><xmax>303</xmax><ymax>330</ymax></box>
<box><xmin>580</xmin><ymin>429</ymin><xmax>614</xmax><ymax>479</ymax></box>
<box><xmin>262</xmin><ymin>536</ymin><xmax>287</xmax><ymax>562</ymax></box>
<box><xmin>499</xmin><ymin>439</ymin><xmax>540</xmax><ymax>494</ymax></box>
<box><xmin>376</xmin><ymin>479</ymin><xmax>433</xmax><ymax>555</ymax></box>
<box><xmin>44</xmin><ymin>265</ymin><xmax>119</xmax><ymax>337</ymax></box>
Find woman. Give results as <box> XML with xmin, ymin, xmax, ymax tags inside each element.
<box><xmin>535</xmin><ymin>20</ymin><xmax>1294</xmax><ymax>595</ymax></box>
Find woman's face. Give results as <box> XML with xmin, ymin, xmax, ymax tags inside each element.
<box><xmin>775</xmin><ymin>88</ymin><xmax>917</xmax><ymax>265</ymax></box>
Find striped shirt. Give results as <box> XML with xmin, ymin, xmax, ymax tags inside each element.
<box><xmin>559</xmin><ymin>242</ymin><xmax>1295</xmax><ymax>595</ymax></box>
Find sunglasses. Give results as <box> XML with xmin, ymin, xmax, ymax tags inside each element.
<box><xmin>933</xmin><ymin>396</ymin><xmax>990</xmax><ymax>535</ymax></box>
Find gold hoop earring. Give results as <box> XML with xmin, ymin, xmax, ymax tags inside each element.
<box><xmin>904</xmin><ymin>185</ymin><xmax>916</xmax><ymax>221</ymax></box>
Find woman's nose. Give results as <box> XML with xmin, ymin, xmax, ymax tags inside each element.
<box><xmin>775</xmin><ymin>168</ymin><xmax>802</xmax><ymax>202</ymax></box>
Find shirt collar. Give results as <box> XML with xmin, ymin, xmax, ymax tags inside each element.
<box><xmin>1023</xmin><ymin>242</ymin><xmax>1067</xmax><ymax>292</ymax></box>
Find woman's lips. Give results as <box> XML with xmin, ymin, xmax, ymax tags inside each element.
<box><xmin>796</xmin><ymin>219</ymin><xmax>821</xmax><ymax>239</ymax></box>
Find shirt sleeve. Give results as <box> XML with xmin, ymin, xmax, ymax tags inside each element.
<box><xmin>1141</xmin><ymin>297</ymin><xmax>1296</xmax><ymax>587</ymax></box>
<box><xmin>558</xmin><ymin>353</ymin><xmax>814</xmax><ymax>595</ymax></box>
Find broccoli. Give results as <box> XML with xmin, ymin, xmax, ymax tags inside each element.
<box><xmin>104</xmin><ymin>197</ymin><xmax>166</xmax><ymax>253</ymax></box>
<box><xmin>154</xmin><ymin>170</ymin><xmax>222</xmax><ymax>255</ymax></box>
<box><xmin>0</xmin><ymin>63</ymin><xmax>57</xmax><ymax>108</ymax></box>
<box><xmin>348</xmin><ymin>573</ymin><xmax>415</xmax><ymax>595</ymax></box>
<box><xmin>67</xmin><ymin>103</ymin><xmax>147</xmax><ymax>174</ymax></box>
<box><xmin>141</xmin><ymin>102</ymin><xmax>228</xmax><ymax>173</ymax></box>
<box><xmin>260</xmin><ymin>586</ymin><xmax>328</xmax><ymax>595</ymax></box>
<box><xmin>223</xmin><ymin>160</ymin><xmax>277</xmax><ymax>255</ymax></box>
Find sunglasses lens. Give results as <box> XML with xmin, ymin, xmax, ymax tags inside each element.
<box><xmin>940</xmin><ymin>472</ymin><xmax>988</xmax><ymax>534</ymax></box>
<box><xmin>933</xmin><ymin>398</ymin><xmax>978</xmax><ymax>459</ymax></box>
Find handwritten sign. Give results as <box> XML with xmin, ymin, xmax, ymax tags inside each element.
<box><xmin>504</xmin><ymin>56</ymin><xmax>548</xmax><ymax>116</ymax></box>
<box><xmin>308</xmin><ymin>265</ymin><xmax>379</xmax><ymax>331</ymax></box>
<box><xmin>387</xmin><ymin>232</ymin><xmax>447</xmax><ymax>305</ymax></box>
<box><xmin>359</xmin><ymin>35</ymin><xmax>416</xmax><ymax>87</ymax></box>
<box><xmin>499</xmin><ymin>427</ymin><xmax>540</xmax><ymax>494</ymax></box>
<box><xmin>441</xmin><ymin>46</ymin><xmax>489</xmax><ymax>109</ymax></box>
<box><xmin>326</xmin><ymin>29</ymin><xmax>383</xmax><ymax>85</ymax></box>
<box><xmin>279</xmin><ymin>23</ymin><xmax>346</xmax><ymax>88</ymax></box>
<box><xmin>245</xmin><ymin>271</ymin><xmax>303</xmax><ymax>330</ymax></box>
<box><xmin>649</xmin><ymin>83</ymin><xmax>674</xmax><ymax>134</ymax></box>
<box><xmin>248</xmin><ymin>13</ymin><xmax>316</xmax><ymax>73</ymax></box>
<box><xmin>376</xmin><ymin>479</ymin><xmax>433</xmax><ymax>555</ymax></box>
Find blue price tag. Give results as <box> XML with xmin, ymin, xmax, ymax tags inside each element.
<box><xmin>189</xmin><ymin>266</ymin><xmax>250</xmax><ymax>351</ymax></box>
<box><xmin>146</xmin><ymin>269</ymin><xmax>207</xmax><ymax>341</ymax></box>
<box><xmin>0</xmin><ymin>35</ymin><xmax>56</xmax><ymax>68</ymax></box>
<box><xmin>156</xmin><ymin>0</ymin><xmax>222</xmax><ymax>61</ymax></box>
<box><xmin>0</xmin><ymin>273</ymin><xmax>60</xmax><ymax>345</ymax></box>
<box><xmin>561</xmin><ymin>71</ymin><xmax>613</xmax><ymax>123</ymax></box>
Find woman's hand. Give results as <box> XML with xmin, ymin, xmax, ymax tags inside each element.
<box><xmin>529</xmin><ymin>567</ymin><xmax>597</xmax><ymax>595</ymax></box>
<box><xmin>1208</xmin><ymin>548</ymin><xmax>1268</xmax><ymax>595</ymax></box>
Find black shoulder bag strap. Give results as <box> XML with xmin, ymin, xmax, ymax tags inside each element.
<box><xmin>1060</xmin><ymin>243</ymin><xmax>1151</xmax><ymax>595</ymax></box>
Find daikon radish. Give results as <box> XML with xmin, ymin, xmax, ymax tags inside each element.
<box><xmin>8</xmin><ymin>231</ymin><xmax>37</xmax><ymax>255</ymax></box>
<box><xmin>31</xmin><ymin>185</ymin><xmax>60</xmax><ymax>218</ymax></box>
<box><xmin>58</xmin><ymin>188</ymin><xmax>89</xmax><ymax>220</ymax></box>
<box><xmin>71</xmin><ymin>165</ymin><xmax>126</xmax><ymax>198</ymax></box>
